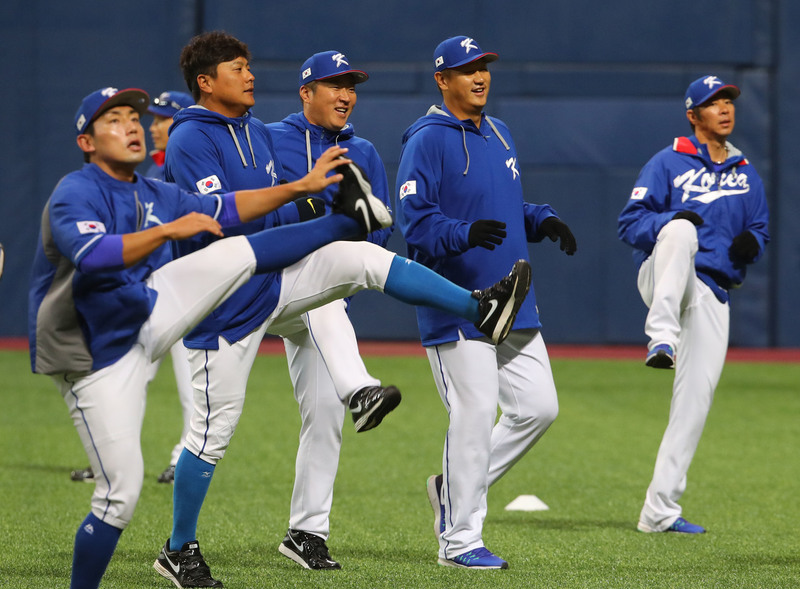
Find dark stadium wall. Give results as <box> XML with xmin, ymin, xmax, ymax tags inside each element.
<box><xmin>2</xmin><ymin>0</ymin><xmax>797</xmax><ymax>346</ymax></box>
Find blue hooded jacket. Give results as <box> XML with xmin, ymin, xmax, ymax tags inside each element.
<box><xmin>267</xmin><ymin>112</ymin><xmax>393</xmax><ymax>248</ymax></box>
<box><xmin>165</xmin><ymin>106</ymin><xmax>300</xmax><ymax>348</ymax></box>
<box><xmin>396</xmin><ymin>105</ymin><xmax>559</xmax><ymax>346</ymax></box>
<box><xmin>28</xmin><ymin>164</ymin><xmax>226</xmax><ymax>374</ymax></box>
<box><xmin>618</xmin><ymin>135</ymin><xmax>770</xmax><ymax>302</ymax></box>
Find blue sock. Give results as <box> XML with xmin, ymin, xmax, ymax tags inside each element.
<box><xmin>384</xmin><ymin>256</ymin><xmax>479</xmax><ymax>321</ymax></box>
<box><xmin>246</xmin><ymin>215</ymin><xmax>361</xmax><ymax>273</ymax></box>
<box><xmin>170</xmin><ymin>449</ymin><xmax>216</xmax><ymax>550</ymax></box>
<box><xmin>70</xmin><ymin>512</ymin><xmax>122</xmax><ymax>589</ymax></box>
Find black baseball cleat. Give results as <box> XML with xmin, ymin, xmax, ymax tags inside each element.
<box><xmin>153</xmin><ymin>539</ymin><xmax>223</xmax><ymax>588</ymax></box>
<box><xmin>473</xmin><ymin>259</ymin><xmax>532</xmax><ymax>345</ymax></box>
<box><xmin>158</xmin><ymin>465</ymin><xmax>176</xmax><ymax>484</ymax></box>
<box><xmin>349</xmin><ymin>385</ymin><xmax>402</xmax><ymax>433</ymax></box>
<box><xmin>70</xmin><ymin>467</ymin><xmax>94</xmax><ymax>483</ymax></box>
<box><xmin>278</xmin><ymin>529</ymin><xmax>341</xmax><ymax>570</ymax></box>
<box><xmin>332</xmin><ymin>161</ymin><xmax>393</xmax><ymax>234</ymax></box>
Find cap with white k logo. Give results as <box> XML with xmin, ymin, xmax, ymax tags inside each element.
<box><xmin>684</xmin><ymin>75</ymin><xmax>741</xmax><ymax>110</ymax></box>
<box><xmin>299</xmin><ymin>50</ymin><xmax>369</xmax><ymax>88</ymax></box>
<box><xmin>433</xmin><ymin>36</ymin><xmax>498</xmax><ymax>72</ymax></box>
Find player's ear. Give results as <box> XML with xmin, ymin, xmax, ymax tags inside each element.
<box><xmin>299</xmin><ymin>84</ymin><xmax>312</xmax><ymax>104</ymax></box>
<box><xmin>434</xmin><ymin>71</ymin><xmax>447</xmax><ymax>93</ymax></box>
<box><xmin>76</xmin><ymin>133</ymin><xmax>95</xmax><ymax>157</ymax></box>
<box><xmin>196</xmin><ymin>73</ymin><xmax>213</xmax><ymax>96</ymax></box>
<box><xmin>686</xmin><ymin>108</ymin><xmax>697</xmax><ymax>126</ymax></box>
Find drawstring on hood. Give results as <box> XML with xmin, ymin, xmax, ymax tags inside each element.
<box><xmin>411</xmin><ymin>105</ymin><xmax>510</xmax><ymax>176</ymax></box>
<box><xmin>172</xmin><ymin>105</ymin><xmax>258</xmax><ymax>169</ymax></box>
<box><xmin>226</xmin><ymin>121</ymin><xmax>257</xmax><ymax>168</ymax></box>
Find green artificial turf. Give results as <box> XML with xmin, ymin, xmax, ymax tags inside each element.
<box><xmin>0</xmin><ymin>349</ymin><xmax>797</xmax><ymax>588</ymax></box>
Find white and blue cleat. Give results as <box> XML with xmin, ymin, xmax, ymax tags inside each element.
<box><xmin>439</xmin><ymin>547</ymin><xmax>509</xmax><ymax>569</ymax></box>
<box><xmin>646</xmin><ymin>343</ymin><xmax>675</xmax><ymax>369</ymax></box>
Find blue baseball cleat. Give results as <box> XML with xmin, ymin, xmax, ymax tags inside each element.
<box><xmin>667</xmin><ymin>517</ymin><xmax>706</xmax><ymax>534</ymax></box>
<box><xmin>646</xmin><ymin>343</ymin><xmax>675</xmax><ymax>369</ymax></box>
<box><xmin>439</xmin><ymin>547</ymin><xmax>509</xmax><ymax>569</ymax></box>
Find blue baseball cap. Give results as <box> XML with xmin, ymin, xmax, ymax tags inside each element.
<box><xmin>684</xmin><ymin>75</ymin><xmax>740</xmax><ymax>110</ymax></box>
<box><xmin>74</xmin><ymin>87</ymin><xmax>149</xmax><ymax>135</ymax></box>
<box><xmin>434</xmin><ymin>36</ymin><xmax>498</xmax><ymax>72</ymax></box>
<box><xmin>148</xmin><ymin>91</ymin><xmax>194</xmax><ymax>117</ymax></box>
<box><xmin>299</xmin><ymin>50</ymin><xmax>368</xmax><ymax>87</ymax></box>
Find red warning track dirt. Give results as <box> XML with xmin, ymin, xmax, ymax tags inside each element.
<box><xmin>4</xmin><ymin>337</ymin><xmax>799</xmax><ymax>363</ymax></box>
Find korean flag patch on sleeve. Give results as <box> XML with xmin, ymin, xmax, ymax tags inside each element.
<box><xmin>399</xmin><ymin>180</ymin><xmax>417</xmax><ymax>200</ymax></box>
<box><xmin>631</xmin><ymin>187</ymin><xmax>648</xmax><ymax>200</ymax></box>
<box><xmin>196</xmin><ymin>175</ymin><xmax>222</xmax><ymax>194</ymax></box>
<box><xmin>77</xmin><ymin>221</ymin><xmax>106</xmax><ymax>234</ymax></box>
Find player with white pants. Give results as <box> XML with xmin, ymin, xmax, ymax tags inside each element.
<box><xmin>396</xmin><ymin>36</ymin><xmax>578</xmax><ymax>569</ymax></box>
<box><xmin>266</xmin><ymin>50</ymin><xmax>395</xmax><ymax>569</ymax></box>
<box><xmin>618</xmin><ymin>75</ymin><xmax>769</xmax><ymax>534</ymax></box>
<box><xmin>31</xmin><ymin>86</ymin><xmax>529</xmax><ymax>589</ymax></box>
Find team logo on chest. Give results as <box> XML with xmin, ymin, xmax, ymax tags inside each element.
<box><xmin>266</xmin><ymin>160</ymin><xmax>277</xmax><ymax>186</ymax></box>
<box><xmin>142</xmin><ymin>202</ymin><xmax>163</xmax><ymax>227</ymax></box>
<box><xmin>505</xmin><ymin>157</ymin><xmax>519</xmax><ymax>180</ymax></box>
<box><xmin>673</xmin><ymin>168</ymin><xmax>750</xmax><ymax>204</ymax></box>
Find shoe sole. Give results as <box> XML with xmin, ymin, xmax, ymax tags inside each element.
<box><xmin>278</xmin><ymin>542</ymin><xmax>341</xmax><ymax>570</ymax></box>
<box><xmin>492</xmin><ymin>260</ymin><xmax>531</xmax><ymax>345</ymax></box>
<box><xmin>645</xmin><ymin>351</ymin><xmax>674</xmax><ymax>369</ymax></box>
<box><xmin>153</xmin><ymin>560</ymin><xmax>182</xmax><ymax>588</ymax></box>
<box><xmin>278</xmin><ymin>543</ymin><xmax>313</xmax><ymax>570</ymax></box>
<box><xmin>353</xmin><ymin>387</ymin><xmax>402</xmax><ymax>432</ymax></box>
<box><xmin>437</xmin><ymin>557</ymin><xmax>508</xmax><ymax>569</ymax></box>
<box><xmin>426</xmin><ymin>475</ymin><xmax>443</xmax><ymax>539</ymax></box>
<box><xmin>341</xmin><ymin>163</ymin><xmax>393</xmax><ymax>232</ymax></box>
<box><xmin>637</xmin><ymin>520</ymin><xmax>705</xmax><ymax>534</ymax></box>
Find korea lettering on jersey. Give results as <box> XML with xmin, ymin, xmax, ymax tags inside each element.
<box><xmin>618</xmin><ymin>135</ymin><xmax>769</xmax><ymax>295</ymax></box>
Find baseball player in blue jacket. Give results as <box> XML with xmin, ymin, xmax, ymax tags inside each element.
<box><xmin>266</xmin><ymin>50</ymin><xmax>394</xmax><ymax>569</ymax></box>
<box><xmin>618</xmin><ymin>75</ymin><xmax>769</xmax><ymax>534</ymax></box>
<box><xmin>396</xmin><ymin>36</ymin><xmax>577</xmax><ymax>569</ymax></box>
<box><xmin>27</xmin><ymin>85</ymin><xmax>394</xmax><ymax>589</ymax></box>
<box><xmin>154</xmin><ymin>32</ymin><xmax>531</xmax><ymax>588</ymax></box>
<box><xmin>31</xmin><ymin>84</ymin><xmax>529</xmax><ymax>589</ymax></box>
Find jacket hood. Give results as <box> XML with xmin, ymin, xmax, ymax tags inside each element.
<box><xmin>673</xmin><ymin>135</ymin><xmax>747</xmax><ymax>170</ymax></box>
<box><xmin>170</xmin><ymin>105</ymin><xmax>259</xmax><ymax>169</ymax></box>
<box><xmin>280</xmin><ymin>111</ymin><xmax>356</xmax><ymax>141</ymax></box>
<box><xmin>279</xmin><ymin>112</ymin><xmax>356</xmax><ymax>173</ymax></box>
<box><xmin>402</xmin><ymin>105</ymin><xmax>511</xmax><ymax>175</ymax></box>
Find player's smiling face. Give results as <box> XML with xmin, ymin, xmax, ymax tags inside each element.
<box><xmin>301</xmin><ymin>75</ymin><xmax>358</xmax><ymax>132</ymax></box>
<box><xmin>437</xmin><ymin>59</ymin><xmax>491</xmax><ymax>123</ymax></box>
<box><xmin>200</xmin><ymin>56</ymin><xmax>255</xmax><ymax>117</ymax></box>
<box><xmin>79</xmin><ymin>106</ymin><xmax>146</xmax><ymax>179</ymax></box>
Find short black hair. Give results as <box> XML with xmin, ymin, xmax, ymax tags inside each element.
<box><xmin>180</xmin><ymin>31</ymin><xmax>252</xmax><ymax>101</ymax></box>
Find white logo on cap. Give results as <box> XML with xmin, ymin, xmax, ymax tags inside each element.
<box><xmin>703</xmin><ymin>76</ymin><xmax>722</xmax><ymax>89</ymax></box>
<box><xmin>101</xmin><ymin>87</ymin><xmax>118</xmax><ymax>97</ymax></box>
<box><xmin>435</xmin><ymin>56</ymin><xmax>444</xmax><ymax>68</ymax></box>
<box><xmin>461</xmin><ymin>38</ymin><xmax>477</xmax><ymax>53</ymax></box>
<box><xmin>302</xmin><ymin>67</ymin><xmax>312</xmax><ymax>80</ymax></box>
<box><xmin>332</xmin><ymin>53</ymin><xmax>349</xmax><ymax>68</ymax></box>
<box><xmin>76</xmin><ymin>114</ymin><xmax>86</xmax><ymax>132</ymax></box>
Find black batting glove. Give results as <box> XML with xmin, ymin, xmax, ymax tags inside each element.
<box><xmin>468</xmin><ymin>219</ymin><xmax>506</xmax><ymax>250</ymax></box>
<box><xmin>295</xmin><ymin>196</ymin><xmax>326</xmax><ymax>222</ymax></box>
<box><xmin>539</xmin><ymin>217</ymin><xmax>577</xmax><ymax>255</ymax></box>
<box><xmin>672</xmin><ymin>210</ymin><xmax>704</xmax><ymax>226</ymax></box>
<box><xmin>729</xmin><ymin>231</ymin><xmax>759</xmax><ymax>263</ymax></box>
